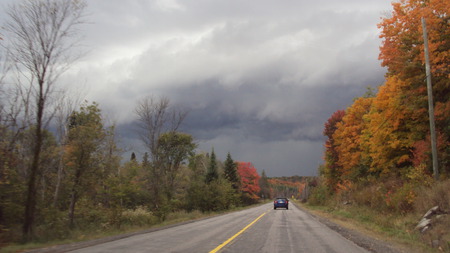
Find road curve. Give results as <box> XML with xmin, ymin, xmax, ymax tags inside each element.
<box><xmin>68</xmin><ymin>203</ymin><xmax>370</xmax><ymax>253</ymax></box>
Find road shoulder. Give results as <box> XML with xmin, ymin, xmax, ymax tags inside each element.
<box><xmin>293</xmin><ymin>203</ymin><xmax>416</xmax><ymax>253</ymax></box>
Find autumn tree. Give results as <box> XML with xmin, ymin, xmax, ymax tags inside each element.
<box><xmin>334</xmin><ymin>96</ymin><xmax>374</xmax><ymax>182</ymax></box>
<box><xmin>365</xmin><ymin>76</ymin><xmax>422</xmax><ymax>177</ymax></box>
<box><xmin>378</xmin><ymin>0</ymin><xmax>450</xmax><ymax>176</ymax></box>
<box><xmin>65</xmin><ymin>102</ymin><xmax>105</xmax><ymax>227</ymax></box>
<box><xmin>237</xmin><ymin>162</ymin><xmax>260</xmax><ymax>204</ymax></box>
<box><xmin>2</xmin><ymin>0</ymin><xmax>87</xmax><ymax>241</ymax></box>
<box><xmin>315</xmin><ymin>0</ymin><xmax>449</xmax><ymax>217</ymax></box>
<box><xmin>322</xmin><ymin>110</ymin><xmax>345</xmax><ymax>192</ymax></box>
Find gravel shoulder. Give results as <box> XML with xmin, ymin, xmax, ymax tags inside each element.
<box><xmin>294</xmin><ymin>203</ymin><xmax>424</xmax><ymax>253</ymax></box>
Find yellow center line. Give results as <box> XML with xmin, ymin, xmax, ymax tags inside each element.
<box><xmin>209</xmin><ymin>211</ymin><xmax>267</xmax><ymax>253</ymax></box>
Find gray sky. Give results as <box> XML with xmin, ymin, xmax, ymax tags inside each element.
<box><xmin>1</xmin><ymin>0</ymin><xmax>392</xmax><ymax>177</ymax></box>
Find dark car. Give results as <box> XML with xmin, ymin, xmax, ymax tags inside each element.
<box><xmin>274</xmin><ymin>198</ymin><xmax>289</xmax><ymax>210</ymax></box>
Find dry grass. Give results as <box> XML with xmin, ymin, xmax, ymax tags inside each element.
<box><xmin>414</xmin><ymin>180</ymin><xmax>450</xmax><ymax>251</ymax></box>
<box><xmin>306</xmin><ymin>179</ymin><xmax>450</xmax><ymax>252</ymax></box>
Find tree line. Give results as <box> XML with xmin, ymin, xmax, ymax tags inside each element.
<box><xmin>319</xmin><ymin>0</ymin><xmax>449</xmax><ymax>213</ymax></box>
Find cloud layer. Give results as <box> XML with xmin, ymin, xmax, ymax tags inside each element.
<box><xmin>1</xmin><ymin>0</ymin><xmax>392</xmax><ymax>176</ymax></box>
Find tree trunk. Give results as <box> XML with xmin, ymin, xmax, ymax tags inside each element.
<box><xmin>53</xmin><ymin>149</ymin><xmax>65</xmax><ymax>207</ymax></box>
<box><xmin>68</xmin><ymin>189</ymin><xmax>78</xmax><ymax>228</ymax></box>
<box><xmin>22</xmin><ymin>93</ymin><xmax>44</xmax><ymax>242</ymax></box>
<box><xmin>68</xmin><ymin>169</ymin><xmax>82</xmax><ymax>228</ymax></box>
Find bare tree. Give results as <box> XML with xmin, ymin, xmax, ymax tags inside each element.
<box><xmin>53</xmin><ymin>93</ymin><xmax>84</xmax><ymax>207</ymax></box>
<box><xmin>3</xmin><ymin>0</ymin><xmax>87</xmax><ymax>241</ymax></box>
<box><xmin>135</xmin><ymin>96</ymin><xmax>188</xmax><ymax>214</ymax></box>
<box><xmin>135</xmin><ymin>96</ymin><xmax>187</xmax><ymax>161</ymax></box>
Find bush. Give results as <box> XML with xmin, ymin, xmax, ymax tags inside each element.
<box><xmin>120</xmin><ymin>206</ymin><xmax>157</xmax><ymax>227</ymax></box>
<box><xmin>76</xmin><ymin>202</ymin><xmax>109</xmax><ymax>230</ymax></box>
<box><xmin>352</xmin><ymin>182</ymin><xmax>387</xmax><ymax>211</ymax></box>
<box><xmin>389</xmin><ymin>183</ymin><xmax>417</xmax><ymax>214</ymax></box>
<box><xmin>308</xmin><ymin>183</ymin><xmax>330</xmax><ymax>206</ymax></box>
<box><xmin>351</xmin><ymin>177</ymin><xmax>423</xmax><ymax>215</ymax></box>
<box><xmin>35</xmin><ymin>208</ymin><xmax>71</xmax><ymax>241</ymax></box>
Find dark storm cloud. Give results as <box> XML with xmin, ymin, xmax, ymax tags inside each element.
<box><xmin>0</xmin><ymin>0</ymin><xmax>393</xmax><ymax>176</ymax></box>
<box><xmin>169</xmin><ymin>71</ymin><xmax>384</xmax><ymax>144</ymax></box>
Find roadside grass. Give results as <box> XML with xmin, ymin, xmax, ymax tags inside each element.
<box><xmin>302</xmin><ymin>177</ymin><xmax>450</xmax><ymax>252</ymax></box>
<box><xmin>298</xmin><ymin>201</ymin><xmax>438</xmax><ymax>253</ymax></box>
<box><xmin>0</xmin><ymin>203</ymin><xmax>265</xmax><ymax>253</ymax></box>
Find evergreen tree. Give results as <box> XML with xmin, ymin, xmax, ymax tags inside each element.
<box><xmin>205</xmin><ymin>149</ymin><xmax>218</xmax><ymax>183</ymax></box>
<box><xmin>224</xmin><ymin>152</ymin><xmax>239</xmax><ymax>189</ymax></box>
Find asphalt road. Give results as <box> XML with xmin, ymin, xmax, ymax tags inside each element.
<box><xmin>66</xmin><ymin>202</ymin><xmax>371</xmax><ymax>253</ymax></box>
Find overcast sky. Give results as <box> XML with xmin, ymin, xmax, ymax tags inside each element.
<box><xmin>1</xmin><ymin>0</ymin><xmax>393</xmax><ymax>177</ymax></box>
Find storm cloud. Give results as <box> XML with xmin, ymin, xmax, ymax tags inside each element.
<box><xmin>1</xmin><ymin>0</ymin><xmax>392</xmax><ymax>176</ymax></box>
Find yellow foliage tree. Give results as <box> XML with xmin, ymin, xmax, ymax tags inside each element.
<box><xmin>334</xmin><ymin>96</ymin><xmax>373</xmax><ymax>181</ymax></box>
<box><xmin>364</xmin><ymin>76</ymin><xmax>418</xmax><ymax>176</ymax></box>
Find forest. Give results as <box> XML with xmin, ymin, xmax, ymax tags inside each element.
<box><xmin>320</xmin><ymin>0</ymin><xmax>449</xmax><ymax>202</ymax></box>
<box><xmin>0</xmin><ymin>94</ymin><xmax>266</xmax><ymax>244</ymax></box>
<box><xmin>0</xmin><ymin>0</ymin><xmax>276</xmax><ymax>245</ymax></box>
<box><xmin>315</xmin><ymin>0</ymin><xmax>449</xmax><ymax>249</ymax></box>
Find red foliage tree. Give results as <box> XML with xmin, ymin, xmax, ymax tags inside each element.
<box><xmin>323</xmin><ymin>110</ymin><xmax>345</xmax><ymax>191</ymax></box>
<box><xmin>237</xmin><ymin>162</ymin><xmax>261</xmax><ymax>203</ymax></box>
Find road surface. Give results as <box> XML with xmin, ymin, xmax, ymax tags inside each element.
<box><xmin>68</xmin><ymin>203</ymin><xmax>370</xmax><ymax>253</ymax></box>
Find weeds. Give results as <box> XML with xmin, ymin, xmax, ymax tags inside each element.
<box><xmin>307</xmin><ymin>178</ymin><xmax>450</xmax><ymax>252</ymax></box>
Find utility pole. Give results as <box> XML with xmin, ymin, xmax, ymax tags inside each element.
<box><xmin>421</xmin><ymin>17</ymin><xmax>439</xmax><ymax>180</ymax></box>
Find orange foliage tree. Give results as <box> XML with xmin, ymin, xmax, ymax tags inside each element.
<box><xmin>378</xmin><ymin>0</ymin><xmax>450</xmax><ymax>175</ymax></box>
<box><xmin>334</xmin><ymin>96</ymin><xmax>373</xmax><ymax>181</ymax></box>
<box><xmin>378</xmin><ymin>0</ymin><xmax>450</xmax><ymax>81</ymax></box>
<box><xmin>364</xmin><ymin>76</ymin><xmax>422</xmax><ymax>176</ymax></box>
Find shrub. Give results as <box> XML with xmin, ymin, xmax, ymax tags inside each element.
<box><xmin>120</xmin><ymin>206</ymin><xmax>157</xmax><ymax>227</ymax></box>
<box><xmin>35</xmin><ymin>208</ymin><xmax>71</xmax><ymax>241</ymax></box>
<box><xmin>76</xmin><ymin>202</ymin><xmax>109</xmax><ymax>230</ymax></box>
<box><xmin>308</xmin><ymin>183</ymin><xmax>330</xmax><ymax>206</ymax></box>
<box><xmin>389</xmin><ymin>183</ymin><xmax>417</xmax><ymax>214</ymax></box>
<box><xmin>352</xmin><ymin>182</ymin><xmax>388</xmax><ymax>212</ymax></box>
